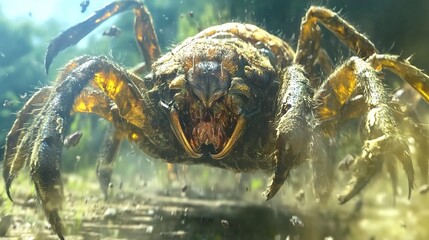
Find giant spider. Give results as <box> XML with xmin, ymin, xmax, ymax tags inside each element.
<box><xmin>3</xmin><ymin>1</ymin><xmax>429</xmax><ymax>239</ymax></box>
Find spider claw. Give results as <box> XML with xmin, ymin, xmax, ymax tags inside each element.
<box><xmin>264</xmin><ymin>156</ymin><xmax>290</xmax><ymax>200</ymax></box>
<box><xmin>397</xmin><ymin>150</ymin><xmax>414</xmax><ymax>199</ymax></box>
<box><xmin>5</xmin><ymin>176</ymin><xmax>14</xmax><ymax>202</ymax></box>
<box><xmin>264</xmin><ymin>170</ymin><xmax>287</xmax><ymax>201</ymax></box>
<box><xmin>338</xmin><ymin>155</ymin><xmax>383</xmax><ymax>204</ymax></box>
<box><xmin>264</xmin><ymin>137</ymin><xmax>298</xmax><ymax>200</ymax></box>
<box><xmin>385</xmin><ymin>159</ymin><xmax>398</xmax><ymax>205</ymax></box>
<box><xmin>45</xmin><ymin>209</ymin><xmax>65</xmax><ymax>240</ymax></box>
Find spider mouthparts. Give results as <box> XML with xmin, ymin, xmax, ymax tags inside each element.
<box><xmin>170</xmin><ymin>105</ymin><xmax>246</xmax><ymax>159</ymax></box>
<box><xmin>170</xmin><ymin>108</ymin><xmax>203</xmax><ymax>158</ymax></box>
<box><xmin>210</xmin><ymin>115</ymin><xmax>246</xmax><ymax>159</ymax></box>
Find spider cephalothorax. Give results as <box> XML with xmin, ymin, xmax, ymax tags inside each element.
<box><xmin>155</xmin><ymin>37</ymin><xmax>276</xmax><ymax>159</ymax></box>
<box><xmin>3</xmin><ymin>1</ymin><xmax>429</xmax><ymax>239</ymax></box>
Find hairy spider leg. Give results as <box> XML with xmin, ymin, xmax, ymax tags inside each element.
<box><xmin>5</xmin><ymin>56</ymin><xmax>155</xmax><ymax>239</ymax></box>
<box><xmin>315</xmin><ymin>48</ymin><xmax>334</xmax><ymax>76</ymax></box>
<box><xmin>368</xmin><ymin>54</ymin><xmax>429</xmax><ymax>102</ymax></box>
<box><xmin>393</xmin><ymin>105</ymin><xmax>429</xmax><ymax>185</ymax></box>
<box><xmin>294</xmin><ymin>6</ymin><xmax>378</xmax><ymax>85</ymax></box>
<box><xmin>95</xmin><ymin>125</ymin><xmax>122</xmax><ymax>198</ymax></box>
<box><xmin>44</xmin><ymin>0</ymin><xmax>164</xmax><ymax>199</ymax></box>
<box><xmin>391</xmin><ymin>101</ymin><xmax>429</xmax><ymax>197</ymax></box>
<box><xmin>3</xmin><ymin>87</ymin><xmax>52</xmax><ymax>201</ymax></box>
<box><xmin>264</xmin><ymin>65</ymin><xmax>316</xmax><ymax>200</ymax></box>
<box><xmin>45</xmin><ymin>0</ymin><xmax>161</xmax><ymax>73</ymax></box>
<box><xmin>368</xmin><ymin>54</ymin><xmax>429</xmax><ymax>185</ymax></box>
<box><xmin>313</xmin><ymin>56</ymin><xmax>428</xmax><ymax>204</ymax></box>
<box><xmin>294</xmin><ymin>6</ymin><xmax>429</xmax><ymax>203</ymax></box>
<box><xmin>134</xmin><ymin>1</ymin><xmax>161</xmax><ymax>69</ymax></box>
<box><xmin>337</xmin><ymin>89</ymin><xmax>429</xmax><ymax>189</ymax></box>
<box><xmin>3</xmin><ymin>56</ymin><xmax>96</xmax><ymax>202</ymax></box>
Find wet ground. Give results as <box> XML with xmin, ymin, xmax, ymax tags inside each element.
<box><xmin>1</xmin><ymin>165</ymin><xmax>429</xmax><ymax>240</ymax></box>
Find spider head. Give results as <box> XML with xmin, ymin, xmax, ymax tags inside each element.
<box><xmin>153</xmin><ymin>38</ymin><xmax>276</xmax><ymax>159</ymax></box>
<box><xmin>161</xmin><ymin>53</ymin><xmax>250</xmax><ymax>159</ymax></box>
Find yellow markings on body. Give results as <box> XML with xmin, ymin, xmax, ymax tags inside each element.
<box><xmin>74</xmin><ymin>97</ymin><xmax>95</xmax><ymax>112</ymax></box>
<box><xmin>93</xmin><ymin>69</ymin><xmax>146</xmax><ymax>129</ymax></box>
<box><xmin>317</xmin><ymin>106</ymin><xmax>337</xmax><ymax>122</ymax></box>
<box><xmin>72</xmin><ymin>89</ymin><xmax>114</xmax><ymax>122</ymax></box>
<box><xmin>94</xmin><ymin>71</ymin><xmax>124</xmax><ymax>98</ymax></box>
<box><xmin>134</xmin><ymin>9</ymin><xmax>144</xmax><ymax>42</ymax></box>
<box><xmin>369</xmin><ymin>54</ymin><xmax>429</xmax><ymax>103</ymax></box>
<box><xmin>95</xmin><ymin>5</ymin><xmax>120</xmax><ymax>24</ymax></box>
<box><xmin>130</xmin><ymin>132</ymin><xmax>140</xmax><ymax>141</ymax></box>
<box><xmin>316</xmin><ymin>63</ymin><xmax>358</xmax><ymax>121</ymax></box>
<box><xmin>329</xmin><ymin>68</ymin><xmax>357</xmax><ymax>105</ymax></box>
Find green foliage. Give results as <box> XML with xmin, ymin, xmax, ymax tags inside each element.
<box><xmin>0</xmin><ymin>12</ymin><xmax>58</xmax><ymax>159</ymax></box>
<box><xmin>177</xmin><ymin>1</ymin><xmax>230</xmax><ymax>41</ymax></box>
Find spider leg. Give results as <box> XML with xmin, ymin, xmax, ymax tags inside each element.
<box><xmin>316</xmin><ymin>48</ymin><xmax>334</xmax><ymax>76</ymax></box>
<box><xmin>75</xmin><ymin>86</ymin><xmax>153</xmax><ymax>199</ymax></box>
<box><xmin>3</xmin><ymin>87</ymin><xmax>51</xmax><ymax>201</ymax></box>
<box><xmin>4</xmin><ymin>56</ymin><xmax>153</xmax><ymax>239</ymax></box>
<box><xmin>3</xmin><ymin>56</ymin><xmax>94</xmax><ymax>201</ymax></box>
<box><xmin>391</xmin><ymin>102</ymin><xmax>429</xmax><ymax>185</ymax></box>
<box><xmin>96</xmin><ymin>124</ymin><xmax>122</xmax><ymax>199</ymax></box>
<box><xmin>45</xmin><ymin>0</ymin><xmax>160</xmax><ymax>73</ymax></box>
<box><xmin>368</xmin><ymin>54</ymin><xmax>429</xmax><ymax>184</ymax></box>
<box><xmin>335</xmin><ymin>93</ymin><xmax>428</xmax><ymax>202</ymax></box>
<box><xmin>264</xmin><ymin>65</ymin><xmax>321</xmax><ymax>200</ymax></box>
<box><xmin>368</xmin><ymin>54</ymin><xmax>429</xmax><ymax>102</ymax></box>
<box><xmin>295</xmin><ymin>6</ymin><xmax>378</xmax><ymax>82</ymax></box>
<box><xmin>314</xmin><ymin>56</ymin><xmax>416</xmax><ymax>204</ymax></box>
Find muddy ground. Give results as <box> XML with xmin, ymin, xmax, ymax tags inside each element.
<box><xmin>1</xmin><ymin>163</ymin><xmax>429</xmax><ymax>240</ymax></box>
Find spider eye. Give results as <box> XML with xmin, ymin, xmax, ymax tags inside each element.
<box><xmin>169</xmin><ymin>74</ymin><xmax>186</xmax><ymax>90</ymax></box>
<box><xmin>229</xmin><ymin>77</ymin><xmax>250</xmax><ymax>101</ymax></box>
<box><xmin>168</xmin><ymin>74</ymin><xmax>187</xmax><ymax>96</ymax></box>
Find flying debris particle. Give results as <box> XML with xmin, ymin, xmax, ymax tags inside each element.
<box><xmin>220</xmin><ymin>219</ymin><xmax>229</xmax><ymax>229</ymax></box>
<box><xmin>146</xmin><ymin>225</ymin><xmax>153</xmax><ymax>234</ymax></box>
<box><xmin>103</xmin><ymin>25</ymin><xmax>122</xmax><ymax>37</ymax></box>
<box><xmin>295</xmin><ymin>189</ymin><xmax>305</xmax><ymax>202</ymax></box>
<box><xmin>2</xmin><ymin>100</ymin><xmax>13</xmax><ymax>107</ymax></box>
<box><xmin>103</xmin><ymin>208</ymin><xmax>118</xmax><ymax>220</ymax></box>
<box><xmin>64</xmin><ymin>131</ymin><xmax>83</xmax><ymax>148</ymax></box>
<box><xmin>19</xmin><ymin>92</ymin><xmax>28</xmax><ymax>100</ymax></box>
<box><xmin>80</xmin><ymin>0</ymin><xmax>90</xmax><ymax>13</ymax></box>
<box><xmin>419</xmin><ymin>184</ymin><xmax>429</xmax><ymax>194</ymax></box>
<box><xmin>290</xmin><ymin>215</ymin><xmax>304</xmax><ymax>228</ymax></box>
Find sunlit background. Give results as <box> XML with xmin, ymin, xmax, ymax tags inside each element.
<box><xmin>2</xmin><ymin>0</ymin><xmax>111</xmax><ymax>24</ymax></box>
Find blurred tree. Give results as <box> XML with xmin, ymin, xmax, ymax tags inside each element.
<box><xmin>0</xmin><ymin>10</ymin><xmax>55</xmax><ymax>159</ymax></box>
